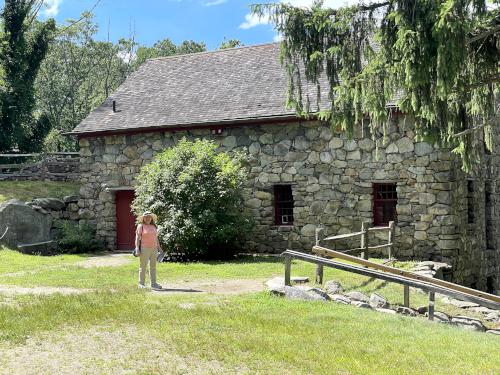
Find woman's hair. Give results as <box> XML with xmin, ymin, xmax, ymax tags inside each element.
<box><xmin>138</xmin><ymin>216</ymin><xmax>156</xmax><ymax>226</ymax></box>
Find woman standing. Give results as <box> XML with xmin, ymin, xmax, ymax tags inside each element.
<box><xmin>135</xmin><ymin>211</ymin><xmax>163</xmax><ymax>290</ymax></box>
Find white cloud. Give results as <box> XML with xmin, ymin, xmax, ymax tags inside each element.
<box><xmin>43</xmin><ymin>0</ymin><xmax>63</xmax><ymax>17</ymax></box>
<box><xmin>203</xmin><ymin>0</ymin><xmax>227</xmax><ymax>6</ymax></box>
<box><xmin>273</xmin><ymin>33</ymin><xmax>283</xmax><ymax>42</ymax></box>
<box><xmin>239</xmin><ymin>13</ymin><xmax>270</xmax><ymax>30</ymax></box>
<box><xmin>239</xmin><ymin>0</ymin><xmax>357</xmax><ymax>30</ymax></box>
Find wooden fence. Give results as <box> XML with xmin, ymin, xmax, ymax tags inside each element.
<box><xmin>314</xmin><ymin>221</ymin><xmax>395</xmax><ymax>284</ymax></box>
<box><xmin>0</xmin><ymin>152</ymin><xmax>79</xmax><ymax>182</ymax></box>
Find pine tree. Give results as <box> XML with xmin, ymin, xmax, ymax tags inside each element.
<box><xmin>253</xmin><ymin>0</ymin><xmax>499</xmax><ymax>168</ymax></box>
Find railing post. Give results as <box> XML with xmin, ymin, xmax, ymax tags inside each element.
<box><xmin>428</xmin><ymin>291</ymin><xmax>435</xmax><ymax>321</ymax></box>
<box><xmin>388</xmin><ymin>221</ymin><xmax>395</xmax><ymax>260</ymax></box>
<box><xmin>404</xmin><ymin>284</ymin><xmax>410</xmax><ymax>307</ymax></box>
<box><xmin>315</xmin><ymin>227</ymin><xmax>324</xmax><ymax>284</ymax></box>
<box><xmin>284</xmin><ymin>255</ymin><xmax>292</xmax><ymax>286</ymax></box>
<box><xmin>360</xmin><ymin>222</ymin><xmax>371</xmax><ymax>260</ymax></box>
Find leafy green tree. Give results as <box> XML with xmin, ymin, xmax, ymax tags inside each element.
<box><xmin>254</xmin><ymin>1</ymin><xmax>499</xmax><ymax>168</ymax></box>
<box><xmin>132</xmin><ymin>139</ymin><xmax>253</xmax><ymax>260</ymax></box>
<box><xmin>219</xmin><ymin>38</ymin><xmax>243</xmax><ymax>49</ymax></box>
<box><xmin>132</xmin><ymin>38</ymin><xmax>206</xmax><ymax>69</ymax></box>
<box><xmin>35</xmin><ymin>13</ymin><xmax>131</xmax><ymax>151</ymax></box>
<box><xmin>0</xmin><ymin>0</ymin><xmax>56</xmax><ymax>152</ymax></box>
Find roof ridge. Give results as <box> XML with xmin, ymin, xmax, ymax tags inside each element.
<box><xmin>146</xmin><ymin>42</ymin><xmax>280</xmax><ymax>63</ymax></box>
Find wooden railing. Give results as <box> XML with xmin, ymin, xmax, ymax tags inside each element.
<box><xmin>313</xmin><ymin>221</ymin><xmax>395</xmax><ymax>284</ymax></box>
<box><xmin>282</xmin><ymin>249</ymin><xmax>500</xmax><ymax>319</ymax></box>
<box><xmin>0</xmin><ymin>152</ymin><xmax>79</xmax><ymax>181</ymax></box>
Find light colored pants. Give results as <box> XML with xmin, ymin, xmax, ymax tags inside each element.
<box><xmin>139</xmin><ymin>247</ymin><xmax>157</xmax><ymax>286</ymax></box>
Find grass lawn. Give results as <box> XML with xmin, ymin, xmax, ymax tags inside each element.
<box><xmin>0</xmin><ymin>248</ymin><xmax>498</xmax><ymax>374</ymax></box>
<box><xmin>0</xmin><ymin>180</ymin><xmax>80</xmax><ymax>204</ymax></box>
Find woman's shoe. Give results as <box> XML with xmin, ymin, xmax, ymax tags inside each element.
<box><xmin>138</xmin><ymin>283</ymin><xmax>147</xmax><ymax>289</ymax></box>
<box><xmin>151</xmin><ymin>283</ymin><xmax>162</xmax><ymax>290</ymax></box>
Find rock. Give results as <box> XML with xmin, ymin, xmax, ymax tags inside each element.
<box><xmin>415</xmin><ymin>142</ymin><xmax>434</xmax><ymax>156</ymax></box>
<box><xmin>417</xmin><ymin>306</ymin><xmax>428</xmax><ymax>314</ymax></box>
<box><xmin>467</xmin><ymin>306</ymin><xmax>495</xmax><ymax>315</ymax></box>
<box><xmin>448</xmin><ymin>299</ymin><xmax>480</xmax><ymax>309</ymax></box>
<box><xmin>284</xmin><ymin>286</ymin><xmax>329</xmax><ymax>302</ymax></box>
<box><xmin>352</xmin><ymin>301</ymin><xmax>371</xmax><ymax>309</ymax></box>
<box><xmin>376</xmin><ymin>308</ymin><xmax>397</xmax><ymax>315</ymax></box>
<box><xmin>416</xmin><ymin>261</ymin><xmax>452</xmax><ymax>270</ymax></box>
<box><xmin>0</xmin><ymin>200</ymin><xmax>53</xmax><ymax>248</ymax></box>
<box><xmin>395</xmin><ymin>306</ymin><xmax>418</xmax><ymax>317</ymax></box>
<box><xmin>63</xmin><ymin>195</ymin><xmax>79</xmax><ymax>204</ymax></box>
<box><xmin>291</xmin><ymin>276</ymin><xmax>309</xmax><ymax>283</ymax></box>
<box><xmin>344</xmin><ymin>291</ymin><xmax>370</xmax><ymax>303</ymax></box>
<box><xmin>116</xmin><ymin>154</ymin><xmax>129</xmax><ymax>164</ymax></box>
<box><xmin>427</xmin><ymin>311</ymin><xmax>451</xmax><ymax>323</ymax></box>
<box><xmin>484</xmin><ymin>312</ymin><xmax>500</xmax><ymax>322</ymax></box>
<box><xmin>369</xmin><ymin>293</ymin><xmax>390</xmax><ymax>309</ymax></box>
<box><xmin>324</xmin><ymin>280</ymin><xmax>343</xmax><ymax>295</ymax></box>
<box><xmin>331</xmin><ymin>294</ymin><xmax>351</xmax><ymax>305</ymax></box>
<box><xmin>301</xmin><ymin>224</ymin><xmax>316</xmax><ymax>236</ymax></box>
<box><xmin>265</xmin><ymin>277</ymin><xmax>285</xmax><ymax>295</ymax></box>
<box><xmin>31</xmin><ymin>198</ymin><xmax>65</xmax><ymax>211</ymax></box>
<box><xmin>329</xmin><ymin>138</ymin><xmax>343</xmax><ymax>149</ymax></box>
<box><xmin>451</xmin><ymin>316</ymin><xmax>486</xmax><ymax>331</ymax></box>
<box><xmin>396</xmin><ymin>137</ymin><xmax>414</xmax><ymax>153</ymax></box>
<box><xmin>308</xmin><ymin>288</ymin><xmax>331</xmax><ymax>301</ymax></box>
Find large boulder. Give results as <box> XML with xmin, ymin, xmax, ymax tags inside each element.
<box><xmin>31</xmin><ymin>198</ymin><xmax>65</xmax><ymax>210</ymax></box>
<box><xmin>284</xmin><ymin>286</ymin><xmax>330</xmax><ymax>302</ymax></box>
<box><xmin>0</xmin><ymin>200</ymin><xmax>52</xmax><ymax>248</ymax></box>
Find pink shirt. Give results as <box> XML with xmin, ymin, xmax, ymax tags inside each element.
<box><xmin>137</xmin><ymin>224</ymin><xmax>157</xmax><ymax>249</ymax></box>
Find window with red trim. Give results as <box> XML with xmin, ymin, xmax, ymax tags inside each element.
<box><xmin>274</xmin><ymin>185</ymin><xmax>294</xmax><ymax>225</ymax></box>
<box><xmin>373</xmin><ymin>183</ymin><xmax>397</xmax><ymax>226</ymax></box>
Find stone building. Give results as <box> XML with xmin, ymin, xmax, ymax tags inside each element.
<box><xmin>71</xmin><ymin>43</ymin><xmax>499</xmax><ymax>292</ymax></box>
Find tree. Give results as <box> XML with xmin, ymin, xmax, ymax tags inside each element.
<box><xmin>0</xmin><ymin>0</ymin><xmax>56</xmax><ymax>152</ymax></box>
<box><xmin>35</xmin><ymin>13</ymin><xmax>131</xmax><ymax>151</ymax></box>
<box><xmin>219</xmin><ymin>38</ymin><xmax>243</xmax><ymax>49</ymax></box>
<box><xmin>132</xmin><ymin>139</ymin><xmax>253</xmax><ymax>260</ymax></box>
<box><xmin>132</xmin><ymin>38</ymin><xmax>206</xmax><ymax>69</ymax></box>
<box><xmin>253</xmin><ymin>1</ymin><xmax>499</xmax><ymax>168</ymax></box>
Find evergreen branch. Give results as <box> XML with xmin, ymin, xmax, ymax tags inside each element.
<box><xmin>467</xmin><ymin>24</ymin><xmax>500</xmax><ymax>44</ymax></box>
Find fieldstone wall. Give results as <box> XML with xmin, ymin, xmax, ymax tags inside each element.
<box><xmin>450</xmin><ymin>131</ymin><xmax>500</xmax><ymax>293</ymax></box>
<box><xmin>78</xmin><ymin>118</ymin><xmax>499</xmax><ymax>290</ymax></box>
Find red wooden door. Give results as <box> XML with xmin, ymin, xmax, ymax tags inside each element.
<box><xmin>116</xmin><ymin>190</ymin><xmax>136</xmax><ymax>250</ymax></box>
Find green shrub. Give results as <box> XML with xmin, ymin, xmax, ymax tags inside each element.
<box><xmin>56</xmin><ymin>221</ymin><xmax>103</xmax><ymax>254</ymax></box>
<box><xmin>133</xmin><ymin>138</ymin><xmax>253</xmax><ymax>260</ymax></box>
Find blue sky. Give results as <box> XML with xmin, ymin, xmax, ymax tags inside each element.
<box><xmin>31</xmin><ymin>0</ymin><xmax>351</xmax><ymax>49</ymax></box>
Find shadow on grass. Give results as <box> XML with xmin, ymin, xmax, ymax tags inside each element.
<box><xmin>348</xmin><ymin>277</ymin><xmax>389</xmax><ymax>292</ymax></box>
<box><xmin>153</xmin><ymin>288</ymin><xmax>203</xmax><ymax>293</ymax></box>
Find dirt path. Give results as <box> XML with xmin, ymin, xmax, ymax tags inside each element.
<box><xmin>154</xmin><ymin>279</ymin><xmax>267</xmax><ymax>295</ymax></box>
<box><xmin>0</xmin><ymin>325</ymin><xmax>246</xmax><ymax>375</ymax></box>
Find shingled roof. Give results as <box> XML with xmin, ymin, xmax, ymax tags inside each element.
<box><xmin>71</xmin><ymin>43</ymin><xmax>328</xmax><ymax>136</ymax></box>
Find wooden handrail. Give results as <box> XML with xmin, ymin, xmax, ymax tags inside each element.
<box><xmin>323</xmin><ymin>231</ymin><xmax>364</xmax><ymax>241</ymax></box>
<box><xmin>282</xmin><ymin>249</ymin><xmax>500</xmax><ymax>313</ymax></box>
<box><xmin>312</xmin><ymin>245</ymin><xmax>500</xmax><ymax>305</ymax></box>
<box><xmin>368</xmin><ymin>226</ymin><xmax>391</xmax><ymax>232</ymax></box>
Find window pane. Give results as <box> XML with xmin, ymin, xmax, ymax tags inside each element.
<box><xmin>274</xmin><ymin>185</ymin><xmax>294</xmax><ymax>225</ymax></box>
<box><xmin>373</xmin><ymin>183</ymin><xmax>397</xmax><ymax>226</ymax></box>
